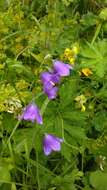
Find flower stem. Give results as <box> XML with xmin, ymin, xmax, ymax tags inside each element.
<box><xmin>41</xmin><ymin>97</ymin><xmax>50</xmax><ymax>116</ymax></box>
<box><xmin>59</xmin><ymin>112</ymin><xmax>79</xmax><ymax>151</ymax></box>
<box><xmin>0</xmin><ymin>120</ymin><xmax>21</xmax><ymax>156</ymax></box>
<box><xmin>36</xmin><ymin>150</ymin><xmax>41</xmax><ymax>190</ymax></box>
<box><xmin>8</xmin><ymin>120</ymin><xmax>21</xmax><ymax>142</ymax></box>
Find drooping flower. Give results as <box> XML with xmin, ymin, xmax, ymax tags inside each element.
<box><xmin>41</xmin><ymin>71</ymin><xmax>60</xmax><ymax>99</ymax></box>
<box><xmin>41</xmin><ymin>60</ymin><xmax>72</xmax><ymax>99</ymax></box>
<box><xmin>20</xmin><ymin>103</ymin><xmax>43</xmax><ymax>124</ymax></box>
<box><xmin>53</xmin><ymin>60</ymin><xmax>72</xmax><ymax>77</ymax></box>
<box><xmin>41</xmin><ymin>72</ymin><xmax>60</xmax><ymax>85</ymax></box>
<box><xmin>43</xmin><ymin>134</ymin><xmax>63</xmax><ymax>156</ymax></box>
<box><xmin>43</xmin><ymin>83</ymin><xmax>58</xmax><ymax>99</ymax></box>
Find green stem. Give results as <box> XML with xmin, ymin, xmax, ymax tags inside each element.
<box><xmin>41</xmin><ymin>97</ymin><xmax>50</xmax><ymax>116</ymax></box>
<box><xmin>59</xmin><ymin>112</ymin><xmax>79</xmax><ymax>151</ymax></box>
<box><xmin>0</xmin><ymin>120</ymin><xmax>21</xmax><ymax>156</ymax></box>
<box><xmin>8</xmin><ymin>120</ymin><xmax>21</xmax><ymax>142</ymax></box>
<box><xmin>91</xmin><ymin>22</ymin><xmax>102</xmax><ymax>45</ymax></box>
<box><xmin>81</xmin><ymin>151</ymin><xmax>84</xmax><ymax>171</ymax></box>
<box><xmin>24</xmin><ymin>156</ymin><xmax>56</xmax><ymax>177</ymax></box>
<box><xmin>36</xmin><ymin>150</ymin><xmax>41</xmax><ymax>190</ymax></box>
<box><xmin>0</xmin><ymin>180</ymin><xmax>36</xmax><ymax>189</ymax></box>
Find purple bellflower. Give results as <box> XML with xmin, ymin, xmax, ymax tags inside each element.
<box><xmin>41</xmin><ymin>72</ymin><xmax>60</xmax><ymax>99</ymax></box>
<box><xmin>41</xmin><ymin>72</ymin><xmax>60</xmax><ymax>85</ymax></box>
<box><xmin>53</xmin><ymin>60</ymin><xmax>72</xmax><ymax>77</ymax></box>
<box><xmin>41</xmin><ymin>60</ymin><xmax>72</xmax><ymax>99</ymax></box>
<box><xmin>43</xmin><ymin>134</ymin><xmax>63</xmax><ymax>156</ymax></box>
<box><xmin>43</xmin><ymin>84</ymin><xmax>58</xmax><ymax>99</ymax></box>
<box><xmin>20</xmin><ymin>103</ymin><xmax>43</xmax><ymax>124</ymax></box>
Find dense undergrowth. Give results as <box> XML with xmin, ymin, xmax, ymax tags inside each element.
<box><xmin>0</xmin><ymin>0</ymin><xmax>107</xmax><ymax>189</ymax></box>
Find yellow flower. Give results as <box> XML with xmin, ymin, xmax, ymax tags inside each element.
<box><xmin>75</xmin><ymin>95</ymin><xmax>86</xmax><ymax>104</ymax></box>
<box><xmin>63</xmin><ymin>45</ymin><xmax>79</xmax><ymax>64</ymax></box>
<box><xmin>68</xmin><ymin>57</ymin><xmax>75</xmax><ymax>64</ymax></box>
<box><xmin>75</xmin><ymin>95</ymin><xmax>86</xmax><ymax>112</ymax></box>
<box><xmin>81</xmin><ymin>68</ymin><xmax>92</xmax><ymax>77</ymax></box>
<box><xmin>64</xmin><ymin>48</ymin><xmax>73</xmax><ymax>58</ymax></box>
<box><xmin>72</xmin><ymin>46</ymin><xmax>79</xmax><ymax>55</ymax></box>
<box><xmin>81</xmin><ymin>104</ymin><xmax>86</xmax><ymax>112</ymax></box>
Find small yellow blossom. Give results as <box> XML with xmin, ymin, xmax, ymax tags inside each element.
<box><xmin>63</xmin><ymin>44</ymin><xmax>79</xmax><ymax>64</ymax></box>
<box><xmin>75</xmin><ymin>94</ymin><xmax>86</xmax><ymax>104</ymax></box>
<box><xmin>75</xmin><ymin>95</ymin><xmax>86</xmax><ymax>112</ymax></box>
<box><xmin>81</xmin><ymin>68</ymin><xmax>92</xmax><ymax>77</ymax></box>
<box><xmin>68</xmin><ymin>57</ymin><xmax>75</xmax><ymax>64</ymax></box>
<box><xmin>81</xmin><ymin>104</ymin><xmax>86</xmax><ymax>112</ymax></box>
<box><xmin>64</xmin><ymin>48</ymin><xmax>75</xmax><ymax>64</ymax></box>
<box><xmin>72</xmin><ymin>46</ymin><xmax>79</xmax><ymax>55</ymax></box>
<box><xmin>64</xmin><ymin>48</ymin><xmax>73</xmax><ymax>58</ymax></box>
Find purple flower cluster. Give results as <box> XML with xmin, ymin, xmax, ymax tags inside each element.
<box><xmin>19</xmin><ymin>102</ymin><xmax>63</xmax><ymax>156</ymax></box>
<box><xmin>41</xmin><ymin>60</ymin><xmax>72</xmax><ymax>99</ymax></box>
<box><xmin>19</xmin><ymin>60</ymin><xmax>72</xmax><ymax>155</ymax></box>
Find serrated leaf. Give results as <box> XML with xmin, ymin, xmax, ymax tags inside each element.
<box><xmin>65</xmin><ymin>124</ymin><xmax>86</xmax><ymax>140</ymax></box>
<box><xmin>59</xmin><ymin>78</ymin><xmax>77</xmax><ymax>107</ymax></box>
<box><xmin>13</xmin><ymin>128</ymin><xmax>42</xmax><ymax>154</ymax></box>
<box><xmin>80</xmin><ymin>40</ymin><xmax>107</xmax><ymax>77</ymax></box>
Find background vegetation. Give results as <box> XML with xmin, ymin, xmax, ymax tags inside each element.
<box><xmin>0</xmin><ymin>0</ymin><xmax>107</xmax><ymax>189</ymax></box>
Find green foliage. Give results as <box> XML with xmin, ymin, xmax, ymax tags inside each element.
<box><xmin>90</xmin><ymin>171</ymin><xmax>107</xmax><ymax>190</ymax></box>
<box><xmin>80</xmin><ymin>40</ymin><xmax>107</xmax><ymax>77</ymax></box>
<box><xmin>0</xmin><ymin>0</ymin><xmax>107</xmax><ymax>190</ymax></box>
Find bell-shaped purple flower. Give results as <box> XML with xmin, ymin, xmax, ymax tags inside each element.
<box><xmin>20</xmin><ymin>103</ymin><xmax>43</xmax><ymax>124</ymax></box>
<box><xmin>41</xmin><ymin>60</ymin><xmax>72</xmax><ymax>99</ymax></box>
<box><xmin>41</xmin><ymin>72</ymin><xmax>60</xmax><ymax>85</ymax></box>
<box><xmin>43</xmin><ymin>134</ymin><xmax>63</xmax><ymax>156</ymax></box>
<box><xmin>41</xmin><ymin>72</ymin><xmax>60</xmax><ymax>99</ymax></box>
<box><xmin>53</xmin><ymin>60</ymin><xmax>72</xmax><ymax>77</ymax></box>
<box><xmin>44</xmin><ymin>84</ymin><xmax>58</xmax><ymax>99</ymax></box>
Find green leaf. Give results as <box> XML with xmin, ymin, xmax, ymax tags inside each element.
<box><xmin>65</xmin><ymin>124</ymin><xmax>86</xmax><ymax>140</ymax></box>
<box><xmin>62</xmin><ymin>111</ymin><xmax>87</xmax><ymax>126</ymax></box>
<box><xmin>99</xmin><ymin>8</ymin><xmax>107</xmax><ymax>20</ymax></box>
<box><xmin>90</xmin><ymin>171</ymin><xmax>107</xmax><ymax>190</ymax></box>
<box><xmin>13</xmin><ymin>128</ymin><xmax>42</xmax><ymax>154</ymax></box>
<box><xmin>80</xmin><ymin>40</ymin><xmax>107</xmax><ymax>77</ymax></box>
<box><xmin>0</xmin><ymin>167</ymin><xmax>11</xmax><ymax>182</ymax></box>
<box><xmin>81</xmin><ymin>12</ymin><xmax>97</xmax><ymax>27</ymax></box>
<box><xmin>59</xmin><ymin>78</ymin><xmax>77</xmax><ymax>107</ymax></box>
<box><xmin>61</xmin><ymin>143</ymin><xmax>72</xmax><ymax>161</ymax></box>
<box><xmin>93</xmin><ymin>112</ymin><xmax>107</xmax><ymax>131</ymax></box>
<box><xmin>11</xmin><ymin>183</ymin><xmax>16</xmax><ymax>190</ymax></box>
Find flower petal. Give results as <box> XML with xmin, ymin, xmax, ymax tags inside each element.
<box><xmin>22</xmin><ymin>104</ymin><xmax>37</xmax><ymax>122</ymax></box>
<box><xmin>48</xmin><ymin>135</ymin><xmax>61</xmax><ymax>151</ymax></box>
<box><xmin>43</xmin><ymin>134</ymin><xmax>63</xmax><ymax>155</ymax></box>
<box><xmin>44</xmin><ymin>85</ymin><xmax>58</xmax><ymax>99</ymax></box>
<box><xmin>53</xmin><ymin>60</ymin><xmax>72</xmax><ymax>76</ymax></box>
<box><xmin>41</xmin><ymin>72</ymin><xmax>52</xmax><ymax>84</ymax></box>
<box><xmin>34</xmin><ymin>106</ymin><xmax>43</xmax><ymax>124</ymax></box>
<box><xmin>41</xmin><ymin>72</ymin><xmax>60</xmax><ymax>84</ymax></box>
<box><xmin>20</xmin><ymin>103</ymin><xmax>43</xmax><ymax>124</ymax></box>
<box><xmin>43</xmin><ymin>139</ymin><xmax>52</xmax><ymax>156</ymax></box>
